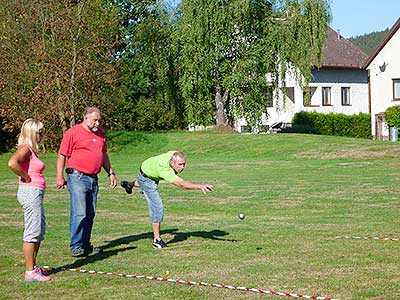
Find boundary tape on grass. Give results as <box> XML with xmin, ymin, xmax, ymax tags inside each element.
<box><xmin>44</xmin><ymin>266</ymin><xmax>338</xmax><ymax>300</ymax></box>
<box><xmin>335</xmin><ymin>236</ymin><xmax>400</xmax><ymax>241</ymax></box>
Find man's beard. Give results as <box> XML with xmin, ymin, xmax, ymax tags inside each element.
<box><xmin>87</xmin><ymin>121</ymin><xmax>99</xmax><ymax>132</ymax></box>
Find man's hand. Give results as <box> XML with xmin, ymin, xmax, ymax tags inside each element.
<box><xmin>172</xmin><ymin>177</ymin><xmax>213</xmax><ymax>193</ymax></box>
<box><xmin>200</xmin><ymin>184</ymin><xmax>213</xmax><ymax>194</ymax></box>
<box><xmin>56</xmin><ymin>154</ymin><xmax>67</xmax><ymax>189</ymax></box>
<box><xmin>56</xmin><ymin>176</ymin><xmax>66</xmax><ymax>189</ymax></box>
<box><xmin>109</xmin><ymin>173</ymin><xmax>117</xmax><ymax>189</ymax></box>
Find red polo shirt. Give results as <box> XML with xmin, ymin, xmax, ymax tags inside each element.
<box><xmin>59</xmin><ymin>123</ymin><xmax>107</xmax><ymax>175</ymax></box>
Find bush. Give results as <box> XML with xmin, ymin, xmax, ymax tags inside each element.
<box><xmin>114</xmin><ymin>97</ymin><xmax>185</xmax><ymax>131</ymax></box>
<box><xmin>384</xmin><ymin>106</ymin><xmax>400</xmax><ymax>128</ymax></box>
<box><xmin>106</xmin><ymin>131</ymin><xmax>149</xmax><ymax>152</ymax></box>
<box><xmin>280</xmin><ymin>124</ymin><xmax>320</xmax><ymax>134</ymax></box>
<box><xmin>290</xmin><ymin>111</ymin><xmax>371</xmax><ymax>139</ymax></box>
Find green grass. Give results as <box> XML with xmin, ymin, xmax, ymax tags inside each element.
<box><xmin>1</xmin><ymin>131</ymin><xmax>400</xmax><ymax>300</ymax></box>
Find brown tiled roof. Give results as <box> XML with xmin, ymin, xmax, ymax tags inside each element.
<box><xmin>320</xmin><ymin>27</ymin><xmax>368</xmax><ymax>69</ymax></box>
<box><xmin>363</xmin><ymin>18</ymin><xmax>400</xmax><ymax>68</ymax></box>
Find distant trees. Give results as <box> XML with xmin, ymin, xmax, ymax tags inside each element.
<box><xmin>0</xmin><ymin>0</ymin><xmax>122</xmax><ymax>148</ymax></box>
<box><xmin>0</xmin><ymin>0</ymin><xmax>331</xmax><ymax>150</ymax></box>
<box><xmin>349</xmin><ymin>29</ymin><xmax>389</xmax><ymax>55</ymax></box>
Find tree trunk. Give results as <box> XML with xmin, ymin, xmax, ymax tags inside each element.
<box><xmin>68</xmin><ymin>2</ymin><xmax>85</xmax><ymax>128</ymax></box>
<box><xmin>215</xmin><ymin>86</ymin><xmax>229</xmax><ymax>126</ymax></box>
<box><xmin>55</xmin><ymin>74</ymin><xmax>68</xmax><ymax>133</ymax></box>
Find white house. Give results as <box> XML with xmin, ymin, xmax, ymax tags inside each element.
<box><xmin>235</xmin><ymin>27</ymin><xmax>369</xmax><ymax>133</ymax></box>
<box><xmin>363</xmin><ymin>18</ymin><xmax>400</xmax><ymax>140</ymax></box>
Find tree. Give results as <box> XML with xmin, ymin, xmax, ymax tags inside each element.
<box><xmin>0</xmin><ymin>0</ymin><xmax>122</xmax><ymax>149</ymax></box>
<box><xmin>176</xmin><ymin>0</ymin><xmax>331</xmax><ymax>128</ymax></box>
<box><xmin>113</xmin><ymin>0</ymin><xmax>185</xmax><ymax>130</ymax></box>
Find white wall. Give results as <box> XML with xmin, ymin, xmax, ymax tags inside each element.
<box><xmin>235</xmin><ymin>67</ymin><xmax>369</xmax><ymax>132</ymax></box>
<box><xmin>235</xmin><ymin>69</ymin><xmax>301</xmax><ymax>132</ymax></box>
<box><xmin>368</xmin><ymin>28</ymin><xmax>400</xmax><ymax>137</ymax></box>
<box><xmin>304</xmin><ymin>83</ymin><xmax>368</xmax><ymax>115</ymax></box>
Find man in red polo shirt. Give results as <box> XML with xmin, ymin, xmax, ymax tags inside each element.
<box><xmin>56</xmin><ymin>107</ymin><xmax>117</xmax><ymax>257</ymax></box>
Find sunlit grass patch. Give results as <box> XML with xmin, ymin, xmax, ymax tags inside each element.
<box><xmin>1</xmin><ymin>132</ymin><xmax>400</xmax><ymax>299</ymax></box>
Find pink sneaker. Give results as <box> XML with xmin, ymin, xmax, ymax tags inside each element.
<box><xmin>25</xmin><ymin>270</ymin><xmax>51</xmax><ymax>282</ymax></box>
<box><xmin>34</xmin><ymin>266</ymin><xmax>49</xmax><ymax>276</ymax></box>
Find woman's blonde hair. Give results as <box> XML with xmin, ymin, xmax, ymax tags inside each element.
<box><xmin>17</xmin><ymin>118</ymin><xmax>44</xmax><ymax>150</ymax></box>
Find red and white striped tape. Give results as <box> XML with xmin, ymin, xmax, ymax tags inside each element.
<box><xmin>336</xmin><ymin>236</ymin><xmax>400</xmax><ymax>241</ymax></box>
<box><xmin>44</xmin><ymin>266</ymin><xmax>338</xmax><ymax>300</ymax></box>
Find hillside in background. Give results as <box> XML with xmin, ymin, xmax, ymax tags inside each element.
<box><xmin>349</xmin><ymin>28</ymin><xmax>389</xmax><ymax>55</ymax></box>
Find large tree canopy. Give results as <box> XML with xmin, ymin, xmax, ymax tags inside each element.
<box><xmin>176</xmin><ymin>0</ymin><xmax>331</xmax><ymax>128</ymax></box>
<box><xmin>0</xmin><ymin>0</ymin><xmax>122</xmax><ymax>148</ymax></box>
<box><xmin>0</xmin><ymin>0</ymin><xmax>331</xmax><ymax>150</ymax></box>
<box><xmin>114</xmin><ymin>0</ymin><xmax>185</xmax><ymax>130</ymax></box>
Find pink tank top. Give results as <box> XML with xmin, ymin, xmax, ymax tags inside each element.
<box><xmin>18</xmin><ymin>145</ymin><xmax>46</xmax><ymax>189</ymax></box>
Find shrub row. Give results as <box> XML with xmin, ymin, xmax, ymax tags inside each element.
<box><xmin>282</xmin><ymin>111</ymin><xmax>371</xmax><ymax>139</ymax></box>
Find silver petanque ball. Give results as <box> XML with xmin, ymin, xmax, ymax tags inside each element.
<box><xmin>238</xmin><ymin>213</ymin><xmax>245</xmax><ymax>220</ymax></box>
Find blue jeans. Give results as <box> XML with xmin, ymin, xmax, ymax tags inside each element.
<box><xmin>137</xmin><ymin>171</ymin><xmax>163</xmax><ymax>223</ymax></box>
<box><xmin>67</xmin><ymin>172</ymin><xmax>98</xmax><ymax>251</ymax></box>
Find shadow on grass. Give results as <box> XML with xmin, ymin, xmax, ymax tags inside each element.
<box><xmin>101</xmin><ymin>228</ymin><xmax>237</xmax><ymax>250</ymax></box>
<box><xmin>48</xmin><ymin>246</ymin><xmax>137</xmax><ymax>275</ymax></box>
<box><xmin>48</xmin><ymin>228</ymin><xmax>235</xmax><ymax>274</ymax></box>
<box><xmin>166</xmin><ymin>229</ymin><xmax>237</xmax><ymax>244</ymax></box>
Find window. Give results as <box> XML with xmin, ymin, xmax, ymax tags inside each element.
<box><xmin>322</xmin><ymin>87</ymin><xmax>331</xmax><ymax>106</ymax></box>
<box><xmin>341</xmin><ymin>87</ymin><xmax>351</xmax><ymax>106</ymax></box>
<box><xmin>303</xmin><ymin>87</ymin><xmax>317</xmax><ymax>106</ymax></box>
<box><xmin>394</xmin><ymin>79</ymin><xmax>400</xmax><ymax>100</ymax></box>
<box><xmin>286</xmin><ymin>87</ymin><xmax>295</xmax><ymax>103</ymax></box>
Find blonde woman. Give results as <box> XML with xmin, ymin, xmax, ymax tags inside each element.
<box><xmin>8</xmin><ymin>118</ymin><xmax>50</xmax><ymax>282</ymax></box>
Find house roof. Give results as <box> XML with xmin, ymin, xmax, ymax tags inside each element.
<box><xmin>319</xmin><ymin>27</ymin><xmax>368</xmax><ymax>69</ymax></box>
<box><xmin>363</xmin><ymin>18</ymin><xmax>400</xmax><ymax>68</ymax></box>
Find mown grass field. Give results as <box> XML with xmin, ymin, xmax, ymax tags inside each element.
<box><xmin>1</xmin><ymin>131</ymin><xmax>399</xmax><ymax>300</ymax></box>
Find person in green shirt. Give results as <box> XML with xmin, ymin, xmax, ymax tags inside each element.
<box><xmin>121</xmin><ymin>151</ymin><xmax>213</xmax><ymax>248</ymax></box>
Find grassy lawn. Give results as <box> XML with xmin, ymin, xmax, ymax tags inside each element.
<box><xmin>1</xmin><ymin>131</ymin><xmax>400</xmax><ymax>300</ymax></box>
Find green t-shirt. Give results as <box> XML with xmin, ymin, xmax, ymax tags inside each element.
<box><xmin>141</xmin><ymin>151</ymin><xmax>179</xmax><ymax>183</ymax></box>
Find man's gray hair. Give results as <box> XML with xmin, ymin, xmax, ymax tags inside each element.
<box><xmin>84</xmin><ymin>107</ymin><xmax>101</xmax><ymax>117</ymax></box>
<box><xmin>171</xmin><ymin>151</ymin><xmax>186</xmax><ymax>162</ymax></box>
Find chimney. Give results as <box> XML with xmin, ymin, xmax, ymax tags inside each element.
<box><xmin>337</xmin><ymin>29</ymin><xmax>341</xmax><ymax>40</ymax></box>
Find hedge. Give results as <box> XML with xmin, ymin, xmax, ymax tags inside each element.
<box><xmin>283</xmin><ymin>111</ymin><xmax>371</xmax><ymax>139</ymax></box>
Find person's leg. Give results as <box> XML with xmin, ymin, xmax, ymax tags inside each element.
<box><xmin>23</xmin><ymin>241</ymin><xmax>49</xmax><ymax>281</ymax></box>
<box><xmin>152</xmin><ymin>222</ymin><xmax>161</xmax><ymax>240</ymax></box>
<box><xmin>18</xmin><ymin>186</ymin><xmax>40</xmax><ymax>271</ymax></box>
<box><xmin>31</xmin><ymin>241</ymin><xmax>48</xmax><ymax>275</ymax></box>
<box><xmin>151</xmin><ymin>222</ymin><xmax>167</xmax><ymax>248</ymax></box>
<box><xmin>33</xmin><ymin>194</ymin><xmax>46</xmax><ymax>265</ymax></box>
<box><xmin>67</xmin><ymin>173</ymin><xmax>91</xmax><ymax>253</ymax></box>
<box><xmin>18</xmin><ymin>186</ymin><xmax>50</xmax><ymax>281</ymax></box>
<box><xmin>142</xmin><ymin>189</ymin><xmax>164</xmax><ymax>240</ymax></box>
<box><xmin>23</xmin><ymin>241</ymin><xmax>50</xmax><ymax>281</ymax></box>
<box><xmin>138</xmin><ymin>173</ymin><xmax>166</xmax><ymax>247</ymax></box>
<box><xmin>33</xmin><ymin>241</ymin><xmax>40</xmax><ymax>265</ymax></box>
<box><xmin>23</xmin><ymin>242</ymin><xmax>35</xmax><ymax>271</ymax></box>
<box><xmin>139</xmin><ymin>181</ymin><xmax>163</xmax><ymax>234</ymax></box>
<box><xmin>81</xmin><ymin>176</ymin><xmax>98</xmax><ymax>251</ymax></box>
